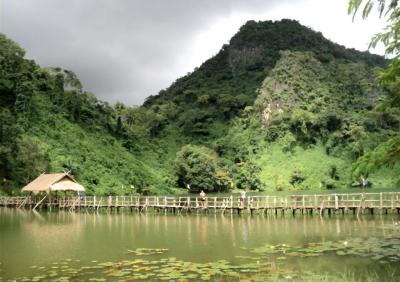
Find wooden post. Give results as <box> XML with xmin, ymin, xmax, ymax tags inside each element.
<box><xmin>33</xmin><ymin>194</ymin><xmax>47</xmax><ymax>211</ymax></box>
<box><xmin>320</xmin><ymin>200</ymin><xmax>324</xmax><ymax>216</ymax></box>
<box><xmin>335</xmin><ymin>194</ymin><xmax>338</xmax><ymax>210</ymax></box>
<box><xmin>357</xmin><ymin>194</ymin><xmax>364</xmax><ymax>217</ymax></box>
<box><xmin>391</xmin><ymin>193</ymin><xmax>394</xmax><ymax>210</ymax></box>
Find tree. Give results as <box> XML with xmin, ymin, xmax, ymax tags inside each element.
<box><xmin>349</xmin><ymin>0</ymin><xmax>399</xmax><ymax>83</ymax></box>
<box><xmin>349</xmin><ymin>0</ymin><xmax>400</xmax><ymax>181</ymax></box>
<box><xmin>236</xmin><ymin>162</ymin><xmax>265</xmax><ymax>191</ymax></box>
<box><xmin>174</xmin><ymin>145</ymin><xmax>231</xmax><ymax>192</ymax></box>
<box><xmin>14</xmin><ymin>136</ymin><xmax>51</xmax><ymax>184</ymax></box>
<box><xmin>0</xmin><ymin>109</ymin><xmax>21</xmax><ymax>193</ymax></box>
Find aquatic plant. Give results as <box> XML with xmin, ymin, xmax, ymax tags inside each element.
<box><xmin>6</xmin><ymin>234</ymin><xmax>400</xmax><ymax>282</ymax></box>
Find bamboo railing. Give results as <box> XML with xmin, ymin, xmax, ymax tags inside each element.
<box><xmin>1</xmin><ymin>192</ymin><xmax>399</xmax><ymax>215</ymax></box>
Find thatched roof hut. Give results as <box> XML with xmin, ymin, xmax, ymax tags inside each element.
<box><xmin>22</xmin><ymin>173</ymin><xmax>85</xmax><ymax>194</ymax></box>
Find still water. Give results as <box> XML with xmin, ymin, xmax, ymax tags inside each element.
<box><xmin>0</xmin><ymin>208</ymin><xmax>399</xmax><ymax>281</ymax></box>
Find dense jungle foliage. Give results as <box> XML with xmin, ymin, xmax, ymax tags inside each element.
<box><xmin>348</xmin><ymin>0</ymin><xmax>400</xmax><ymax>183</ymax></box>
<box><xmin>0</xmin><ymin>19</ymin><xmax>398</xmax><ymax>196</ymax></box>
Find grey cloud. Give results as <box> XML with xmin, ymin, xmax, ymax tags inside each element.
<box><xmin>2</xmin><ymin>0</ymin><xmax>293</xmax><ymax>105</ymax></box>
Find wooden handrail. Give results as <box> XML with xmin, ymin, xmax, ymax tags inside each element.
<box><xmin>1</xmin><ymin>192</ymin><xmax>400</xmax><ymax>213</ymax></box>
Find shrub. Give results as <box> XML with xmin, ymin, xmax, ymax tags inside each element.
<box><xmin>174</xmin><ymin>145</ymin><xmax>231</xmax><ymax>192</ymax></box>
<box><xmin>289</xmin><ymin>170</ymin><xmax>306</xmax><ymax>186</ymax></box>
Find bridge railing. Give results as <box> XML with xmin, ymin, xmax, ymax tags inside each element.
<box><xmin>248</xmin><ymin>192</ymin><xmax>400</xmax><ymax>209</ymax></box>
<box><xmin>1</xmin><ymin>192</ymin><xmax>399</xmax><ymax>210</ymax></box>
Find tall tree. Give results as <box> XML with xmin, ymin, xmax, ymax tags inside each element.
<box><xmin>349</xmin><ymin>0</ymin><xmax>400</xmax><ymax>182</ymax></box>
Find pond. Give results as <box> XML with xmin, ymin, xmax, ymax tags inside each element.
<box><xmin>0</xmin><ymin>208</ymin><xmax>399</xmax><ymax>281</ymax></box>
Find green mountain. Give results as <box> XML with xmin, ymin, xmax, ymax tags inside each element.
<box><xmin>0</xmin><ymin>19</ymin><xmax>398</xmax><ymax>196</ymax></box>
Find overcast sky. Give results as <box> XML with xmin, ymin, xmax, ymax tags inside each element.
<box><xmin>0</xmin><ymin>0</ymin><xmax>387</xmax><ymax>105</ymax></box>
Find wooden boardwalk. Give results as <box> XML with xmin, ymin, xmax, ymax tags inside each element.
<box><xmin>1</xmin><ymin>192</ymin><xmax>400</xmax><ymax>216</ymax></box>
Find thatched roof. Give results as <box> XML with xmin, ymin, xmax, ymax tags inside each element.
<box><xmin>22</xmin><ymin>173</ymin><xmax>85</xmax><ymax>193</ymax></box>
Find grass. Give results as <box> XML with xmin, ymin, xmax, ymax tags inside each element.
<box><xmin>254</xmin><ymin>143</ymin><xmax>398</xmax><ymax>193</ymax></box>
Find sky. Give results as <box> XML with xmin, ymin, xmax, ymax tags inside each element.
<box><xmin>0</xmin><ymin>0</ymin><xmax>387</xmax><ymax>105</ymax></box>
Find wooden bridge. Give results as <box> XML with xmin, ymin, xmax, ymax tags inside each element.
<box><xmin>1</xmin><ymin>192</ymin><xmax>400</xmax><ymax>216</ymax></box>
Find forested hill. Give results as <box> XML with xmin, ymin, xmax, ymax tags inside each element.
<box><xmin>0</xmin><ymin>19</ymin><xmax>398</xmax><ymax>196</ymax></box>
<box><xmin>143</xmin><ymin>19</ymin><xmax>386</xmax><ymax>139</ymax></box>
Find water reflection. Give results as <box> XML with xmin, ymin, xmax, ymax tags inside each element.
<box><xmin>0</xmin><ymin>207</ymin><xmax>399</xmax><ymax>279</ymax></box>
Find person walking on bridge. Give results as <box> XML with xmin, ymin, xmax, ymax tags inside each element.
<box><xmin>240</xmin><ymin>190</ymin><xmax>246</xmax><ymax>208</ymax></box>
<box><xmin>199</xmin><ymin>190</ymin><xmax>206</xmax><ymax>207</ymax></box>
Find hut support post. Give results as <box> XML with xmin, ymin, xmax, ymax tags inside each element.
<box><xmin>33</xmin><ymin>194</ymin><xmax>48</xmax><ymax>211</ymax></box>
